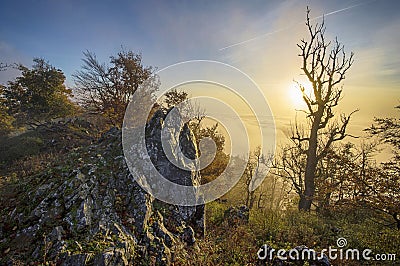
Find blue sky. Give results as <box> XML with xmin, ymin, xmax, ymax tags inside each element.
<box><xmin>1</xmin><ymin>0</ymin><xmax>399</xmax><ymax>143</ymax></box>
<box><xmin>1</xmin><ymin>0</ymin><xmax>398</xmax><ymax>78</ymax></box>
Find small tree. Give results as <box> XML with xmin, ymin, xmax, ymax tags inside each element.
<box><xmin>366</xmin><ymin>105</ymin><xmax>400</xmax><ymax>158</ymax></box>
<box><xmin>312</xmin><ymin>142</ymin><xmax>379</xmax><ymax>214</ymax></box>
<box><xmin>242</xmin><ymin>147</ymin><xmax>272</xmax><ymax>209</ymax></box>
<box><xmin>163</xmin><ymin>89</ymin><xmax>188</xmax><ymax>110</ymax></box>
<box><xmin>4</xmin><ymin>58</ymin><xmax>75</xmax><ymax>126</ymax></box>
<box><xmin>74</xmin><ymin>50</ymin><xmax>154</xmax><ymax>127</ymax></box>
<box><xmin>274</xmin><ymin>144</ymin><xmax>306</xmax><ymax>203</ymax></box>
<box><xmin>364</xmin><ymin>106</ymin><xmax>400</xmax><ymax>229</ymax></box>
<box><xmin>0</xmin><ymin>86</ymin><xmax>14</xmax><ymax>135</ymax></box>
<box><xmin>290</xmin><ymin>8</ymin><xmax>356</xmax><ymax>211</ymax></box>
<box><xmin>0</xmin><ymin>63</ymin><xmax>14</xmax><ymax>134</ymax></box>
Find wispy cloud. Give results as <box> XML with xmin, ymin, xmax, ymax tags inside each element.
<box><xmin>219</xmin><ymin>1</ymin><xmax>372</xmax><ymax>51</ymax></box>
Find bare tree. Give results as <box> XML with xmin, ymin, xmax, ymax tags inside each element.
<box><xmin>274</xmin><ymin>144</ymin><xmax>306</xmax><ymax>202</ymax></box>
<box><xmin>291</xmin><ymin>7</ymin><xmax>357</xmax><ymax>211</ymax></box>
<box><xmin>243</xmin><ymin>147</ymin><xmax>272</xmax><ymax>209</ymax></box>
<box><xmin>74</xmin><ymin>50</ymin><xmax>155</xmax><ymax>127</ymax></box>
<box><xmin>364</xmin><ymin>106</ymin><xmax>400</xmax><ymax>229</ymax></box>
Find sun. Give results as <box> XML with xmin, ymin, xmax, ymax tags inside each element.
<box><xmin>288</xmin><ymin>82</ymin><xmax>313</xmax><ymax>109</ymax></box>
<box><xmin>288</xmin><ymin>84</ymin><xmax>305</xmax><ymax>109</ymax></box>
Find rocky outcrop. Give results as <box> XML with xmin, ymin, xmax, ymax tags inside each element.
<box><xmin>0</xmin><ymin>109</ymin><xmax>204</xmax><ymax>265</ymax></box>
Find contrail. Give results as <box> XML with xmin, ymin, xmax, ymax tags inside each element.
<box><xmin>219</xmin><ymin>2</ymin><xmax>367</xmax><ymax>51</ymax></box>
<box><xmin>311</xmin><ymin>2</ymin><xmax>364</xmax><ymax>21</ymax></box>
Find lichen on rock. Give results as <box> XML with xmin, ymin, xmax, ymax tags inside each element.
<box><xmin>0</xmin><ymin>108</ymin><xmax>205</xmax><ymax>265</ymax></box>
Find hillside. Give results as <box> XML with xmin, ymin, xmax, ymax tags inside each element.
<box><xmin>0</xmin><ymin>111</ymin><xmax>204</xmax><ymax>265</ymax></box>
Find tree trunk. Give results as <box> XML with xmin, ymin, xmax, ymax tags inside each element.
<box><xmin>249</xmin><ymin>190</ymin><xmax>255</xmax><ymax>210</ymax></box>
<box><xmin>299</xmin><ymin>194</ymin><xmax>308</xmax><ymax>210</ymax></box>
<box><xmin>298</xmin><ymin>109</ymin><xmax>322</xmax><ymax>211</ymax></box>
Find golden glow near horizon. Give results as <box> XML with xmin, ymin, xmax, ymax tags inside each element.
<box><xmin>169</xmin><ymin>82</ymin><xmax>267</xmax><ymax>155</ymax></box>
<box><xmin>288</xmin><ymin>84</ymin><xmax>305</xmax><ymax>110</ymax></box>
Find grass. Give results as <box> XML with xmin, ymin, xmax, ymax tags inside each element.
<box><xmin>175</xmin><ymin>201</ymin><xmax>400</xmax><ymax>265</ymax></box>
<box><xmin>1</xmin><ymin>116</ymin><xmax>398</xmax><ymax>265</ymax></box>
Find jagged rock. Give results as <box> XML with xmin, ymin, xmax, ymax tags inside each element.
<box><xmin>1</xmin><ymin>108</ymin><xmax>205</xmax><ymax>265</ymax></box>
<box><xmin>92</xmin><ymin>250</ymin><xmax>129</xmax><ymax>266</ymax></box>
<box><xmin>61</xmin><ymin>254</ymin><xmax>89</xmax><ymax>266</ymax></box>
<box><xmin>144</xmin><ymin>108</ymin><xmax>205</xmax><ymax>235</ymax></box>
<box><xmin>181</xmin><ymin>226</ymin><xmax>196</xmax><ymax>246</ymax></box>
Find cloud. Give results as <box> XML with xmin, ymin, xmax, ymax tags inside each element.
<box><xmin>219</xmin><ymin>1</ymin><xmax>370</xmax><ymax>51</ymax></box>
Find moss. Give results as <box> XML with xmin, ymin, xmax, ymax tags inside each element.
<box><xmin>64</xmin><ymin>231</ymin><xmax>135</xmax><ymax>262</ymax></box>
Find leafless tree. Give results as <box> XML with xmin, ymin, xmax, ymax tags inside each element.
<box><xmin>291</xmin><ymin>7</ymin><xmax>357</xmax><ymax>211</ymax></box>
<box><xmin>243</xmin><ymin>147</ymin><xmax>272</xmax><ymax>209</ymax></box>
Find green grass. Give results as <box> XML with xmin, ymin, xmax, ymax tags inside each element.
<box><xmin>177</xmin><ymin>202</ymin><xmax>400</xmax><ymax>265</ymax></box>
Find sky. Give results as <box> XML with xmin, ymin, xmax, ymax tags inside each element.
<box><xmin>1</xmin><ymin>0</ymin><xmax>399</xmax><ymax>155</ymax></box>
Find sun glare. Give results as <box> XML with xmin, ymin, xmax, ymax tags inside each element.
<box><xmin>288</xmin><ymin>85</ymin><xmax>305</xmax><ymax>109</ymax></box>
<box><xmin>288</xmin><ymin>82</ymin><xmax>313</xmax><ymax>109</ymax></box>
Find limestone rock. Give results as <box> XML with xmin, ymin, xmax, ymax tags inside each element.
<box><xmin>1</xmin><ymin>109</ymin><xmax>205</xmax><ymax>265</ymax></box>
